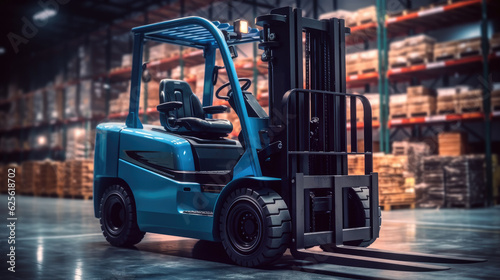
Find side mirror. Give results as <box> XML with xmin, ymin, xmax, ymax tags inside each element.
<box><xmin>142</xmin><ymin>62</ymin><xmax>151</xmax><ymax>83</ymax></box>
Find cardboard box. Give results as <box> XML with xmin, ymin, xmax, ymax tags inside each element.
<box><xmin>407</xmin><ymin>86</ymin><xmax>432</xmax><ymax>97</ymax></box>
<box><xmin>438</xmin><ymin>132</ymin><xmax>466</xmax><ymax>156</ymax></box>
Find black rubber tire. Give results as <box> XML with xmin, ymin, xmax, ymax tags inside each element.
<box><xmin>99</xmin><ymin>185</ymin><xmax>145</xmax><ymax>247</ymax></box>
<box><xmin>321</xmin><ymin>187</ymin><xmax>381</xmax><ymax>250</ymax></box>
<box><xmin>219</xmin><ymin>188</ymin><xmax>291</xmax><ymax>267</ymax></box>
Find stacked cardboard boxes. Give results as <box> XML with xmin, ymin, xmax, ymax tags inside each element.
<box><xmin>407</xmin><ymin>86</ymin><xmax>436</xmax><ymax>117</ymax></box>
<box><xmin>438</xmin><ymin>131</ymin><xmax>466</xmax><ymax>156</ymax></box>
<box><xmin>40</xmin><ymin>161</ymin><xmax>65</xmax><ymax>197</ymax></box>
<box><xmin>21</xmin><ymin>161</ymin><xmax>41</xmax><ymax>195</ymax></box>
<box><xmin>68</xmin><ymin>160</ymin><xmax>94</xmax><ymax>198</ymax></box>
<box><xmin>434</xmin><ymin>41</ymin><xmax>458</xmax><ymax>61</ymax></box>
<box><xmin>389</xmin><ymin>94</ymin><xmax>407</xmax><ymax>119</ymax></box>
<box><xmin>319</xmin><ymin>9</ymin><xmax>356</xmax><ymax>26</ymax></box>
<box><xmin>456</xmin><ymin>37</ymin><xmax>481</xmax><ymax>58</ymax></box>
<box><xmin>436</xmin><ymin>86</ymin><xmax>468</xmax><ymax>114</ymax></box>
<box><xmin>346</xmin><ymin>50</ymin><xmax>378</xmax><ymax>75</ymax></box>
<box><xmin>458</xmin><ymin>89</ymin><xmax>483</xmax><ymax>113</ymax></box>
<box><xmin>389</xmin><ymin>35</ymin><xmax>435</xmax><ymax>68</ymax></box>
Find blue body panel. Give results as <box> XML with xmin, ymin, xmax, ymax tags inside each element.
<box><xmin>93</xmin><ymin>17</ymin><xmax>279</xmax><ymax>241</ymax></box>
<box><xmin>118</xmin><ymin>159</ymin><xmax>215</xmax><ymax>240</ymax></box>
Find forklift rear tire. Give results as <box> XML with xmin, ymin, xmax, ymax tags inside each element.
<box><xmin>99</xmin><ymin>185</ymin><xmax>145</xmax><ymax>247</ymax></box>
<box><xmin>219</xmin><ymin>188</ymin><xmax>291</xmax><ymax>267</ymax></box>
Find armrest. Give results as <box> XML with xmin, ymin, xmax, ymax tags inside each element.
<box><xmin>203</xmin><ymin>105</ymin><xmax>229</xmax><ymax>114</ymax></box>
<box><xmin>157</xmin><ymin>101</ymin><xmax>182</xmax><ymax>113</ymax></box>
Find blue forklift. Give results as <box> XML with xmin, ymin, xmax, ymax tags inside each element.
<box><xmin>93</xmin><ymin>7</ymin><xmax>483</xmax><ymax>271</ymax></box>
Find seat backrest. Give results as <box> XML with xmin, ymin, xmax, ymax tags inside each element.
<box><xmin>159</xmin><ymin>79</ymin><xmax>204</xmax><ymax>119</ymax></box>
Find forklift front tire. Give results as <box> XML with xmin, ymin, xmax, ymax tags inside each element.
<box><xmin>99</xmin><ymin>185</ymin><xmax>145</xmax><ymax>247</ymax></box>
<box><xmin>219</xmin><ymin>188</ymin><xmax>291</xmax><ymax>267</ymax></box>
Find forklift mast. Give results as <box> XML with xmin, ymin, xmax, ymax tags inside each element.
<box><xmin>257</xmin><ymin>6</ymin><xmax>378</xmax><ymax>248</ymax></box>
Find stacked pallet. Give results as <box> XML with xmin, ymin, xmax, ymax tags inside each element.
<box><xmin>457</xmin><ymin>89</ymin><xmax>483</xmax><ymax>113</ymax></box>
<box><xmin>456</xmin><ymin>37</ymin><xmax>481</xmax><ymax>58</ymax></box>
<box><xmin>406</xmin><ymin>35</ymin><xmax>435</xmax><ymax>65</ymax></box>
<box><xmin>319</xmin><ymin>9</ymin><xmax>357</xmax><ymax>26</ymax></box>
<box><xmin>346</xmin><ymin>50</ymin><xmax>378</xmax><ymax>75</ymax></box>
<box><xmin>149</xmin><ymin>44</ymin><xmax>180</xmax><ymax>61</ymax></box>
<box><xmin>21</xmin><ymin>161</ymin><xmax>40</xmax><ymax>195</ymax></box>
<box><xmin>63</xmin><ymin>160</ymin><xmax>93</xmax><ymax>199</ymax></box>
<box><xmin>355</xmin><ymin>5</ymin><xmax>377</xmax><ymax>26</ymax></box>
<box><xmin>39</xmin><ymin>161</ymin><xmax>65</xmax><ymax>197</ymax></box>
<box><xmin>419</xmin><ymin>156</ymin><xmax>446</xmax><ymax>208</ymax></box>
<box><xmin>407</xmin><ymin>86</ymin><xmax>436</xmax><ymax>117</ymax></box>
<box><xmin>389</xmin><ymin>35</ymin><xmax>435</xmax><ymax>68</ymax></box>
<box><xmin>436</xmin><ymin>86</ymin><xmax>469</xmax><ymax>114</ymax></box>
<box><xmin>374</xmin><ymin>155</ymin><xmax>415</xmax><ymax>210</ymax></box>
<box><xmin>444</xmin><ymin>155</ymin><xmax>485</xmax><ymax>208</ymax></box>
<box><xmin>434</xmin><ymin>41</ymin><xmax>457</xmax><ymax>61</ymax></box>
<box><xmin>438</xmin><ymin>131</ymin><xmax>466</xmax><ymax>156</ymax></box>
<box><xmin>389</xmin><ymin>94</ymin><xmax>407</xmax><ymax>119</ymax></box>
<box><xmin>348</xmin><ymin>154</ymin><xmax>415</xmax><ymax>210</ymax></box>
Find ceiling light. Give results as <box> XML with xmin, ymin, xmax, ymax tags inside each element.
<box><xmin>33</xmin><ymin>9</ymin><xmax>57</xmax><ymax>21</ymax></box>
<box><xmin>0</xmin><ymin>47</ymin><xmax>5</xmax><ymax>55</ymax></box>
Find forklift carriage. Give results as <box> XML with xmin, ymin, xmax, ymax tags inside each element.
<box><xmin>93</xmin><ymin>6</ymin><xmax>484</xmax><ymax>271</ymax></box>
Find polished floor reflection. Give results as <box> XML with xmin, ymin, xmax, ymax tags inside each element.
<box><xmin>1</xmin><ymin>195</ymin><xmax>499</xmax><ymax>279</ymax></box>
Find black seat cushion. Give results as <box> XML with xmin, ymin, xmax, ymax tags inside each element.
<box><xmin>159</xmin><ymin>79</ymin><xmax>233</xmax><ymax>137</ymax></box>
<box><xmin>177</xmin><ymin>117</ymin><xmax>233</xmax><ymax>134</ymax></box>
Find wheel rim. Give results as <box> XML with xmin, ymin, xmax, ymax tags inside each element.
<box><xmin>103</xmin><ymin>194</ymin><xmax>126</xmax><ymax>237</ymax></box>
<box><xmin>226</xmin><ymin>198</ymin><xmax>263</xmax><ymax>255</ymax></box>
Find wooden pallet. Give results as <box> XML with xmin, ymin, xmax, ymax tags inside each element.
<box><xmin>381</xmin><ymin>202</ymin><xmax>416</xmax><ymax>211</ymax></box>
<box><xmin>408</xmin><ymin>103</ymin><xmax>436</xmax><ymax>117</ymax></box>
<box><xmin>436</xmin><ymin>101</ymin><xmax>459</xmax><ymax>115</ymax></box>
<box><xmin>459</xmin><ymin>98</ymin><xmax>483</xmax><ymax>113</ymax></box>
<box><xmin>457</xmin><ymin>49</ymin><xmax>481</xmax><ymax>59</ymax></box>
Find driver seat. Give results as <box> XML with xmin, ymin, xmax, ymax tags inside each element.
<box><xmin>158</xmin><ymin>79</ymin><xmax>233</xmax><ymax>137</ymax></box>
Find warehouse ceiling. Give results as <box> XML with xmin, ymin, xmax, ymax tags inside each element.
<box><xmin>0</xmin><ymin>0</ymin><xmax>179</xmax><ymax>59</ymax></box>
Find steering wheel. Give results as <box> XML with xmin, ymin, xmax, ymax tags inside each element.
<box><xmin>215</xmin><ymin>78</ymin><xmax>252</xmax><ymax>100</ymax></box>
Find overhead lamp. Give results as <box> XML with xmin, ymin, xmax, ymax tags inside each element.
<box><xmin>33</xmin><ymin>9</ymin><xmax>57</xmax><ymax>22</ymax></box>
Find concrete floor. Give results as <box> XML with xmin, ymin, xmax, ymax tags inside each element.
<box><xmin>1</xmin><ymin>195</ymin><xmax>499</xmax><ymax>280</ymax></box>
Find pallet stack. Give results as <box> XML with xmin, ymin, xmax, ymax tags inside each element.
<box><xmin>62</xmin><ymin>160</ymin><xmax>93</xmax><ymax>198</ymax></box>
<box><xmin>419</xmin><ymin>156</ymin><xmax>446</xmax><ymax>208</ymax></box>
<box><xmin>444</xmin><ymin>155</ymin><xmax>485</xmax><ymax>208</ymax></box>
<box><xmin>374</xmin><ymin>155</ymin><xmax>415</xmax><ymax>210</ymax></box>
<box><xmin>407</xmin><ymin>86</ymin><xmax>436</xmax><ymax>117</ymax></box>
<box><xmin>434</xmin><ymin>41</ymin><xmax>457</xmax><ymax>61</ymax></box>
<box><xmin>346</xmin><ymin>50</ymin><xmax>378</xmax><ymax>76</ymax></box>
<box><xmin>436</xmin><ymin>86</ymin><xmax>468</xmax><ymax>114</ymax></box>
<box><xmin>456</xmin><ymin>37</ymin><xmax>481</xmax><ymax>58</ymax></box>
<box><xmin>39</xmin><ymin>161</ymin><xmax>65</xmax><ymax>197</ymax></box>
<box><xmin>70</xmin><ymin>160</ymin><xmax>94</xmax><ymax>198</ymax></box>
<box><xmin>438</xmin><ymin>131</ymin><xmax>466</xmax><ymax>156</ymax></box>
<box><xmin>457</xmin><ymin>89</ymin><xmax>483</xmax><ymax>113</ymax></box>
<box><xmin>319</xmin><ymin>9</ymin><xmax>356</xmax><ymax>26</ymax></box>
<box><xmin>389</xmin><ymin>35</ymin><xmax>435</xmax><ymax>68</ymax></box>
<box><xmin>21</xmin><ymin>161</ymin><xmax>40</xmax><ymax>195</ymax></box>
<box><xmin>389</xmin><ymin>94</ymin><xmax>407</xmax><ymax>119</ymax></box>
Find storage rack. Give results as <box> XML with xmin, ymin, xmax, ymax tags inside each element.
<box><xmin>0</xmin><ymin>0</ymin><xmax>498</xmax><ymax>203</ymax></box>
